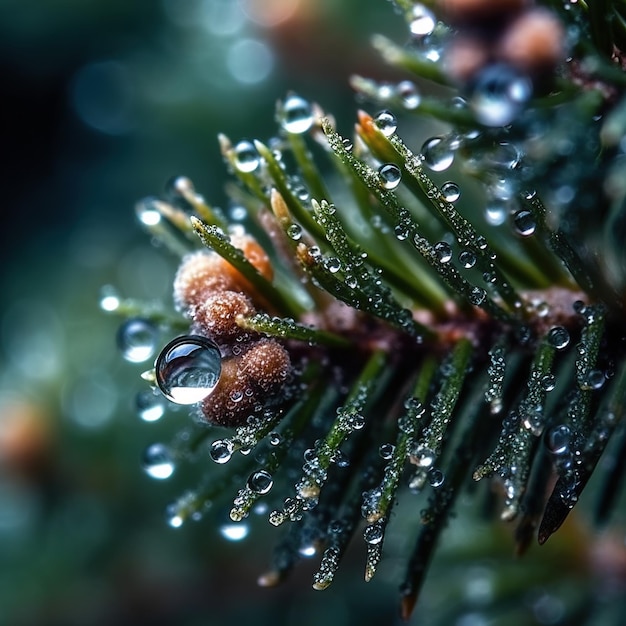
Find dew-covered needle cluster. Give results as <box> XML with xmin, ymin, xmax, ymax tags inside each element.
<box><xmin>105</xmin><ymin>0</ymin><xmax>626</xmax><ymax>619</ymax></box>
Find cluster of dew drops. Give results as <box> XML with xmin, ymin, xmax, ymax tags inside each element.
<box><xmin>365</xmin><ymin>1</ymin><xmax>541</xmax><ymax>238</ymax></box>
<box><xmin>104</xmin><ymin>12</ymin><xmax>546</xmax><ymax>540</ymax></box>
<box><xmin>371</xmin><ymin>104</ymin><xmax>536</xmax><ymax>243</ymax></box>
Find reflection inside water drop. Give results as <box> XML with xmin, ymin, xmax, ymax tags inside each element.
<box><xmin>155</xmin><ymin>335</ymin><xmax>222</xmax><ymax>404</ymax></box>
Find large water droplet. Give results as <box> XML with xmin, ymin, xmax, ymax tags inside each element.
<box><xmin>421</xmin><ymin>136</ymin><xmax>454</xmax><ymax>171</ymax></box>
<box><xmin>469</xmin><ymin>64</ymin><xmax>532</xmax><ymax>127</ymax></box>
<box><xmin>135</xmin><ymin>388</ymin><xmax>166</xmax><ymax>422</ymax></box>
<box><xmin>247</xmin><ymin>469</ymin><xmax>274</xmax><ymax>494</ymax></box>
<box><xmin>441</xmin><ymin>181</ymin><xmax>460</xmax><ymax>202</ymax></box>
<box><xmin>279</xmin><ymin>94</ymin><xmax>314</xmax><ymax>134</ymax></box>
<box><xmin>374</xmin><ymin>110</ymin><xmax>398</xmax><ymax>137</ymax></box>
<box><xmin>155</xmin><ymin>335</ymin><xmax>222</xmax><ymax>404</ymax></box>
<box><xmin>117</xmin><ymin>318</ymin><xmax>158</xmax><ymax>363</ymax></box>
<box><xmin>234</xmin><ymin>140</ymin><xmax>260</xmax><ymax>173</ymax></box>
<box><xmin>142</xmin><ymin>443</ymin><xmax>175</xmax><ymax>479</ymax></box>
<box><xmin>378</xmin><ymin>163</ymin><xmax>402</xmax><ymax>189</ymax></box>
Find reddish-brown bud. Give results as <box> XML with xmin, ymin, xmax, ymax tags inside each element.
<box><xmin>194</xmin><ymin>290</ymin><xmax>256</xmax><ymax>341</ymax></box>
<box><xmin>199</xmin><ymin>339</ymin><xmax>291</xmax><ymax>427</ymax></box>
<box><xmin>173</xmin><ymin>251</ymin><xmax>238</xmax><ymax>315</ymax></box>
<box><xmin>240</xmin><ymin>339</ymin><xmax>292</xmax><ymax>394</ymax></box>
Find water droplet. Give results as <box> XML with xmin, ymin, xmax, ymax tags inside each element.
<box><xmin>434</xmin><ymin>241</ymin><xmax>453</xmax><ymax>263</ymax></box>
<box><xmin>469</xmin><ymin>286</ymin><xmax>487</xmax><ymax>306</ymax></box>
<box><xmin>409</xmin><ymin>4</ymin><xmax>436</xmax><ymax>37</ymax></box>
<box><xmin>377</xmin><ymin>82</ymin><xmax>394</xmax><ymax>100</ymax></box>
<box><xmin>135</xmin><ymin>389</ymin><xmax>166</xmax><ymax>422</ymax></box>
<box><xmin>513</xmin><ymin>209</ymin><xmax>536</xmax><ymax>236</ymax></box>
<box><xmin>428</xmin><ymin>467</ymin><xmax>445</xmax><ymax>487</ymax></box>
<box><xmin>299</xmin><ymin>542</ymin><xmax>317</xmax><ymax>558</ymax></box>
<box><xmin>142</xmin><ymin>443</ymin><xmax>175</xmax><ymax>479</ymax></box>
<box><xmin>279</xmin><ymin>94</ymin><xmax>314</xmax><ymax>134</ymax></box>
<box><xmin>374</xmin><ymin>110</ymin><xmax>397</xmax><ymax>137</ymax></box>
<box><xmin>341</xmin><ymin>137</ymin><xmax>353</xmax><ymax>151</ymax></box>
<box><xmin>99</xmin><ymin>285</ymin><xmax>121</xmax><ymax>312</ymax></box>
<box><xmin>155</xmin><ymin>335</ymin><xmax>222</xmax><ymax>404</ymax></box>
<box><xmin>220</xmin><ymin>522</ymin><xmax>249</xmax><ymax>541</ymax></box>
<box><xmin>582</xmin><ymin>369</ymin><xmax>605</xmax><ymax>390</ymax></box>
<box><xmin>415</xmin><ymin>447</ymin><xmax>436</xmax><ymax>467</ymax></box>
<box><xmin>459</xmin><ymin>250</ymin><xmax>476</xmax><ymax>269</ymax></box>
<box><xmin>485</xmin><ymin>201</ymin><xmax>507</xmax><ymax>226</ymax></box>
<box><xmin>545</xmin><ymin>424</ymin><xmax>571</xmax><ymax>455</ymax></box>
<box><xmin>269</xmin><ymin>431</ymin><xmax>282</xmax><ymax>446</ymax></box>
<box><xmin>117</xmin><ymin>318</ymin><xmax>158</xmax><ymax>363</ymax></box>
<box><xmin>547</xmin><ymin>326</ymin><xmax>570</xmax><ymax>350</ymax></box>
<box><xmin>379</xmin><ymin>443</ymin><xmax>395</xmax><ymax>460</ymax></box>
<box><xmin>166</xmin><ymin>504</ymin><xmax>184</xmax><ymax>528</ymax></box>
<box><xmin>491</xmin><ymin>141</ymin><xmax>522</xmax><ymax>169</ymax></box>
<box><xmin>228</xmin><ymin>204</ymin><xmax>247</xmax><ymax>222</ymax></box>
<box><xmin>421</xmin><ymin>136</ymin><xmax>454</xmax><ymax>171</ymax></box>
<box><xmin>396</xmin><ymin>80</ymin><xmax>421</xmax><ymax>109</ymax></box>
<box><xmin>326</xmin><ymin>257</ymin><xmax>342</xmax><ymax>273</ymax></box>
<box><xmin>166</xmin><ymin>175</ymin><xmax>194</xmax><ymax>199</ymax></box>
<box><xmin>247</xmin><ymin>469</ymin><xmax>274</xmax><ymax>494</ymax></box>
<box><xmin>378</xmin><ymin>163</ymin><xmax>402</xmax><ymax>190</ymax></box>
<box><xmin>441</xmin><ymin>181</ymin><xmax>460</xmax><ymax>202</ymax></box>
<box><xmin>286</xmin><ymin>223</ymin><xmax>302</xmax><ymax>241</ymax></box>
<box><xmin>234</xmin><ymin>140</ymin><xmax>260</xmax><ymax>173</ymax></box>
<box><xmin>135</xmin><ymin>197</ymin><xmax>162</xmax><ymax>226</ymax></box>
<box><xmin>210</xmin><ymin>439</ymin><xmax>234</xmax><ymax>464</ymax></box>
<box><xmin>540</xmin><ymin>374</ymin><xmax>556</xmax><ymax>392</ymax></box>
<box><xmin>469</xmin><ymin>64</ymin><xmax>532</xmax><ymax>127</ymax></box>
<box><xmin>363</xmin><ymin>522</ymin><xmax>384</xmax><ymax>544</ymax></box>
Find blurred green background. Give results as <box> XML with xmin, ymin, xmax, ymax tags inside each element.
<box><xmin>2</xmin><ymin>1</ymin><xmax>626</xmax><ymax>625</ymax></box>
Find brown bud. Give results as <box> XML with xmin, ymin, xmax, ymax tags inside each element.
<box><xmin>199</xmin><ymin>356</ymin><xmax>257</xmax><ymax>427</ymax></box>
<box><xmin>194</xmin><ymin>290</ymin><xmax>256</xmax><ymax>341</ymax></box>
<box><xmin>230</xmin><ymin>233</ymin><xmax>274</xmax><ymax>282</ymax></box>
<box><xmin>497</xmin><ymin>8</ymin><xmax>566</xmax><ymax>74</ymax></box>
<box><xmin>173</xmin><ymin>251</ymin><xmax>238</xmax><ymax>315</ymax></box>
<box><xmin>199</xmin><ymin>339</ymin><xmax>291</xmax><ymax>427</ymax></box>
<box><xmin>240</xmin><ymin>339</ymin><xmax>292</xmax><ymax>394</ymax></box>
